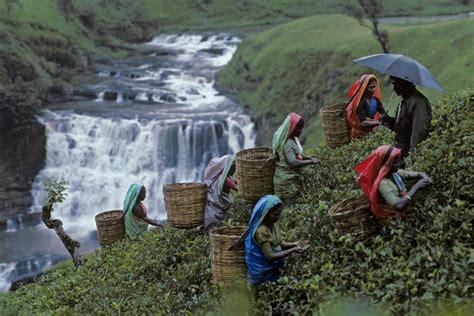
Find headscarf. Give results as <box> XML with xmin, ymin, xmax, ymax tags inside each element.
<box><xmin>272</xmin><ymin>112</ymin><xmax>303</xmax><ymax>154</ymax></box>
<box><xmin>203</xmin><ymin>155</ymin><xmax>236</xmax><ymax>228</ymax></box>
<box><xmin>204</xmin><ymin>154</ymin><xmax>235</xmax><ymax>196</ymax></box>
<box><xmin>123</xmin><ymin>183</ymin><xmax>148</xmax><ymax>237</ymax></box>
<box><xmin>346</xmin><ymin>74</ymin><xmax>382</xmax><ymax>140</ymax></box>
<box><xmin>233</xmin><ymin>195</ymin><xmax>282</xmax><ymax>249</ymax></box>
<box><xmin>354</xmin><ymin>145</ymin><xmax>406</xmax><ymax>221</ymax></box>
<box><xmin>234</xmin><ymin>195</ymin><xmax>284</xmax><ymax>285</ymax></box>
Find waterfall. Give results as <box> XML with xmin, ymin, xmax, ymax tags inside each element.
<box><xmin>30</xmin><ymin>111</ymin><xmax>254</xmax><ymax>237</ymax></box>
<box><xmin>0</xmin><ymin>32</ymin><xmax>257</xmax><ymax>292</ymax></box>
<box><xmin>0</xmin><ymin>256</ymin><xmax>55</xmax><ymax>292</ymax></box>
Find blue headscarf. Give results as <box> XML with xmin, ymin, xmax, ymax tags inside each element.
<box><xmin>244</xmin><ymin>195</ymin><xmax>284</xmax><ymax>285</ymax></box>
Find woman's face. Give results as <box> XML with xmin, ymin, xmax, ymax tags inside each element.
<box><xmin>365</xmin><ymin>79</ymin><xmax>377</xmax><ymax>96</ymax></box>
<box><xmin>228</xmin><ymin>163</ymin><xmax>236</xmax><ymax>177</ymax></box>
<box><xmin>293</xmin><ymin>120</ymin><xmax>304</xmax><ymax>137</ymax></box>
<box><xmin>266</xmin><ymin>204</ymin><xmax>283</xmax><ymax>223</ymax></box>
<box><xmin>138</xmin><ymin>187</ymin><xmax>147</xmax><ymax>201</ymax></box>
<box><xmin>390</xmin><ymin>156</ymin><xmax>405</xmax><ymax>173</ymax></box>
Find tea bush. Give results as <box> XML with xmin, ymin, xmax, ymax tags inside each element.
<box><xmin>1</xmin><ymin>89</ymin><xmax>472</xmax><ymax>314</ymax></box>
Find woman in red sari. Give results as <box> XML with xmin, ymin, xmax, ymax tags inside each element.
<box><xmin>346</xmin><ymin>74</ymin><xmax>386</xmax><ymax>140</ymax></box>
<box><xmin>354</xmin><ymin>145</ymin><xmax>432</xmax><ymax>222</ymax></box>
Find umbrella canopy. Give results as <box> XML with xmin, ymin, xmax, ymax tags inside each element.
<box><xmin>354</xmin><ymin>53</ymin><xmax>445</xmax><ymax>93</ymax></box>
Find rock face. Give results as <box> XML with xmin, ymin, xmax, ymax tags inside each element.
<box><xmin>0</xmin><ymin>119</ymin><xmax>46</xmax><ymax>227</ymax></box>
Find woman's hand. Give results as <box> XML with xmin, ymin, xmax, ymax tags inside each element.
<box><xmin>420</xmin><ymin>172</ymin><xmax>433</xmax><ymax>184</ymax></box>
<box><xmin>294</xmin><ymin>244</ymin><xmax>309</xmax><ymax>253</ymax></box>
<box><xmin>415</xmin><ymin>178</ymin><xmax>431</xmax><ymax>189</ymax></box>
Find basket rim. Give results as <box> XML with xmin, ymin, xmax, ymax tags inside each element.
<box><xmin>209</xmin><ymin>225</ymin><xmax>246</xmax><ymax>238</ymax></box>
<box><xmin>95</xmin><ymin>210</ymin><xmax>124</xmax><ymax>220</ymax></box>
<box><xmin>236</xmin><ymin>147</ymin><xmax>273</xmax><ymax>160</ymax></box>
<box><xmin>320</xmin><ymin>102</ymin><xmax>347</xmax><ymax>111</ymax></box>
<box><xmin>163</xmin><ymin>182</ymin><xmax>207</xmax><ymax>191</ymax></box>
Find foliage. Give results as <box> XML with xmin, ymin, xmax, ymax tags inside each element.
<box><xmin>43</xmin><ymin>179</ymin><xmax>68</xmax><ymax>209</ymax></box>
<box><xmin>219</xmin><ymin>15</ymin><xmax>474</xmax><ymax>147</ymax></box>
<box><xmin>345</xmin><ymin>0</ymin><xmax>390</xmax><ymax>53</ymax></box>
<box><xmin>1</xmin><ymin>89</ymin><xmax>472</xmax><ymax>314</ymax></box>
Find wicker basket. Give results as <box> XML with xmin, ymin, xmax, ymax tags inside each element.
<box><xmin>163</xmin><ymin>182</ymin><xmax>207</xmax><ymax>229</ymax></box>
<box><xmin>236</xmin><ymin>147</ymin><xmax>275</xmax><ymax>202</ymax></box>
<box><xmin>95</xmin><ymin>210</ymin><xmax>125</xmax><ymax>246</ymax></box>
<box><xmin>320</xmin><ymin>102</ymin><xmax>351</xmax><ymax>148</ymax></box>
<box><xmin>209</xmin><ymin>226</ymin><xmax>247</xmax><ymax>283</ymax></box>
<box><xmin>328</xmin><ymin>196</ymin><xmax>379</xmax><ymax>239</ymax></box>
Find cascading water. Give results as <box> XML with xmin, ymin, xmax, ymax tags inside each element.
<box><xmin>29</xmin><ymin>33</ymin><xmax>255</xmax><ymax>236</ymax></box>
<box><xmin>0</xmin><ymin>33</ymin><xmax>256</xmax><ymax>292</ymax></box>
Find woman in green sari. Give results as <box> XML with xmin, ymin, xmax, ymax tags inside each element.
<box><xmin>123</xmin><ymin>184</ymin><xmax>160</xmax><ymax>237</ymax></box>
<box><xmin>272</xmin><ymin>113</ymin><xmax>320</xmax><ymax>202</ymax></box>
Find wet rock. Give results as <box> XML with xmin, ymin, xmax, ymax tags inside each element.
<box><xmin>186</xmin><ymin>88</ymin><xmax>200</xmax><ymax>95</ymax></box>
<box><xmin>159</xmin><ymin>94</ymin><xmax>177</xmax><ymax>103</ymax></box>
<box><xmin>199</xmin><ymin>48</ymin><xmax>225</xmax><ymax>55</ymax></box>
<box><xmin>0</xmin><ymin>121</ymin><xmax>46</xmax><ymax>225</ymax></box>
<box><xmin>72</xmin><ymin>89</ymin><xmax>97</xmax><ymax>99</ymax></box>
<box><xmin>103</xmin><ymin>91</ymin><xmax>118</xmax><ymax>101</ymax></box>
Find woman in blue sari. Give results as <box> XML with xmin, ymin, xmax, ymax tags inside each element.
<box><xmin>239</xmin><ymin>195</ymin><xmax>308</xmax><ymax>285</ymax></box>
<box><xmin>123</xmin><ymin>184</ymin><xmax>160</xmax><ymax>237</ymax></box>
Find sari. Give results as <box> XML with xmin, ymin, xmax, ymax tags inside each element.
<box><xmin>354</xmin><ymin>145</ymin><xmax>407</xmax><ymax>222</ymax></box>
<box><xmin>123</xmin><ymin>183</ymin><xmax>149</xmax><ymax>237</ymax></box>
<box><xmin>203</xmin><ymin>155</ymin><xmax>236</xmax><ymax>228</ymax></box>
<box><xmin>346</xmin><ymin>74</ymin><xmax>382</xmax><ymax>140</ymax></box>
<box><xmin>272</xmin><ymin>112</ymin><xmax>303</xmax><ymax>199</ymax></box>
<box><xmin>243</xmin><ymin>195</ymin><xmax>285</xmax><ymax>285</ymax></box>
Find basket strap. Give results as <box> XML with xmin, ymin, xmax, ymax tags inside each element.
<box><xmin>257</xmin><ymin>153</ymin><xmax>276</xmax><ymax>171</ymax></box>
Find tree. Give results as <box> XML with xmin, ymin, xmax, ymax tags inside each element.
<box><xmin>57</xmin><ymin>0</ymin><xmax>75</xmax><ymax>22</ymax></box>
<box><xmin>345</xmin><ymin>0</ymin><xmax>390</xmax><ymax>53</ymax></box>
<box><xmin>42</xmin><ymin>180</ymin><xmax>83</xmax><ymax>267</ymax></box>
<box><xmin>4</xmin><ymin>0</ymin><xmax>22</xmax><ymax>17</ymax></box>
<box><xmin>454</xmin><ymin>0</ymin><xmax>471</xmax><ymax>5</ymax></box>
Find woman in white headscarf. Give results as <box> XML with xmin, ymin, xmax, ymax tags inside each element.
<box><xmin>203</xmin><ymin>154</ymin><xmax>238</xmax><ymax>230</ymax></box>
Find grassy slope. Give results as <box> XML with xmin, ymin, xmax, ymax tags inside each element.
<box><xmin>0</xmin><ymin>0</ymin><xmax>472</xmax><ymax>87</ymax></box>
<box><xmin>219</xmin><ymin>15</ymin><xmax>474</xmax><ymax>147</ymax></box>
<box><xmin>1</xmin><ymin>89</ymin><xmax>472</xmax><ymax>315</ymax></box>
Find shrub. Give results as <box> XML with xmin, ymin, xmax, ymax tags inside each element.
<box><xmin>1</xmin><ymin>89</ymin><xmax>472</xmax><ymax>314</ymax></box>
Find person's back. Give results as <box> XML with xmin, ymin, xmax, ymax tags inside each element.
<box><xmin>385</xmin><ymin>77</ymin><xmax>432</xmax><ymax>157</ymax></box>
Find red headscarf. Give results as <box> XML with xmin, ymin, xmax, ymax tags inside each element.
<box><xmin>289</xmin><ymin>112</ymin><xmax>303</xmax><ymax>160</ymax></box>
<box><xmin>346</xmin><ymin>74</ymin><xmax>382</xmax><ymax>140</ymax></box>
<box><xmin>288</xmin><ymin>112</ymin><xmax>302</xmax><ymax>138</ymax></box>
<box><xmin>354</xmin><ymin>145</ymin><xmax>406</xmax><ymax>221</ymax></box>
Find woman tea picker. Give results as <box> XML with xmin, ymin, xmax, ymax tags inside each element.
<box><xmin>273</xmin><ymin>112</ymin><xmax>320</xmax><ymax>203</ymax></box>
<box><xmin>346</xmin><ymin>74</ymin><xmax>386</xmax><ymax>140</ymax></box>
<box><xmin>233</xmin><ymin>195</ymin><xmax>308</xmax><ymax>285</ymax></box>
<box><xmin>202</xmin><ymin>154</ymin><xmax>238</xmax><ymax>230</ymax></box>
<box><xmin>123</xmin><ymin>184</ymin><xmax>161</xmax><ymax>237</ymax></box>
<box><xmin>354</xmin><ymin>145</ymin><xmax>432</xmax><ymax>222</ymax></box>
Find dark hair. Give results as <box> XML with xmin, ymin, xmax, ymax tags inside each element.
<box><xmin>296</xmin><ymin>118</ymin><xmax>305</xmax><ymax>129</ymax></box>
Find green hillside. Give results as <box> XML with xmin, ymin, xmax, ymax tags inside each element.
<box><xmin>219</xmin><ymin>15</ymin><xmax>474</xmax><ymax>147</ymax></box>
<box><xmin>1</xmin><ymin>89</ymin><xmax>472</xmax><ymax>315</ymax></box>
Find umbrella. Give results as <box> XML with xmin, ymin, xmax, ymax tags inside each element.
<box><xmin>354</xmin><ymin>53</ymin><xmax>445</xmax><ymax>93</ymax></box>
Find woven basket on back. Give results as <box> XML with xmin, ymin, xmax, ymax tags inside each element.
<box><xmin>236</xmin><ymin>147</ymin><xmax>275</xmax><ymax>202</ymax></box>
<box><xmin>95</xmin><ymin>210</ymin><xmax>125</xmax><ymax>246</ymax></box>
<box><xmin>328</xmin><ymin>195</ymin><xmax>379</xmax><ymax>239</ymax></box>
<box><xmin>209</xmin><ymin>226</ymin><xmax>247</xmax><ymax>283</ymax></box>
<box><xmin>163</xmin><ymin>182</ymin><xmax>207</xmax><ymax>229</ymax></box>
<box><xmin>320</xmin><ymin>102</ymin><xmax>351</xmax><ymax>148</ymax></box>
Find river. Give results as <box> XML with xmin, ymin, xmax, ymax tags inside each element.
<box><xmin>0</xmin><ymin>33</ymin><xmax>256</xmax><ymax>292</ymax></box>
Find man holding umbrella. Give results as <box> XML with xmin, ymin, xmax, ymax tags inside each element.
<box><xmin>354</xmin><ymin>53</ymin><xmax>444</xmax><ymax>158</ymax></box>
<box><xmin>382</xmin><ymin>76</ymin><xmax>432</xmax><ymax>158</ymax></box>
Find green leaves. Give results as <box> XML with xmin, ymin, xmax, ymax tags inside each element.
<box><xmin>2</xmin><ymin>90</ymin><xmax>473</xmax><ymax>314</ymax></box>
